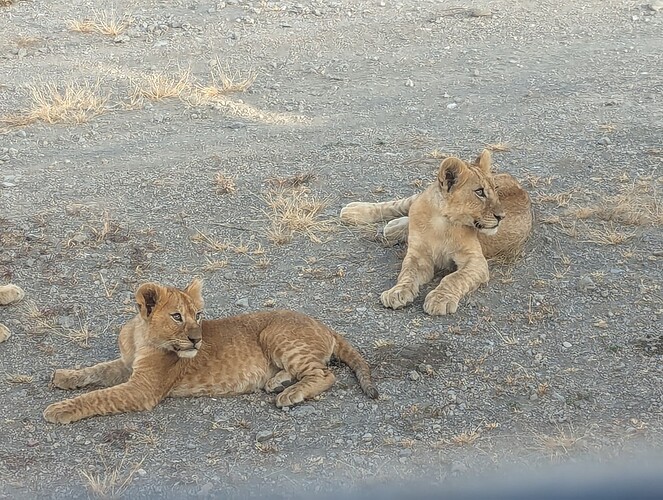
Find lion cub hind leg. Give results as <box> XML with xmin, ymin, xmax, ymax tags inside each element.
<box><xmin>51</xmin><ymin>359</ymin><xmax>131</xmax><ymax>390</ymax></box>
<box><xmin>382</xmin><ymin>216</ymin><xmax>409</xmax><ymax>245</ymax></box>
<box><xmin>275</xmin><ymin>363</ymin><xmax>336</xmax><ymax>408</ymax></box>
<box><xmin>0</xmin><ymin>284</ymin><xmax>24</xmax><ymax>306</ymax></box>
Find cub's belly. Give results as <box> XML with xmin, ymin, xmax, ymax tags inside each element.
<box><xmin>168</xmin><ymin>364</ymin><xmax>276</xmax><ymax>398</ymax></box>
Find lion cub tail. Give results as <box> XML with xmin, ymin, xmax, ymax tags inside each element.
<box><xmin>332</xmin><ymin>333</ymin><xmax>379</xmax><ymax>400</ymax></box>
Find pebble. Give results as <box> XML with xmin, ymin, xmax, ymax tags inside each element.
<box><xmin>256</xmin><ymin>430</ymin><xmax>274</xmax><ymax>442</ymax></box>
<box><xmin>361</xmin><ymin>433</ymin><xmax>373</xmax><ymax>442</ymax></box>
<box><xmin>470</xmin><ymin>9</ymin><xmax>492</xmax><ymax>17</ymax></box>
<box><xmin>409</xmin><ymin>370</ymin><xmax>420</xmax><ymax>381</ymax></box>
<box><xmin>562</xmin><ymin>341</ymin><xmax>572</xmax><ymax>348</ymax></box>
<box><xmin>405</xmin><ymin>78</ymin><xmax>414</xmax><ymax>87</ymax></box>
<box><xmin>446</xmin><ymin>102</ymin><xmax>457</xmax><ymax>109</ymax></box>
<box><xmin>290</xmin><ymin>405</ymin><xmax>317</xmax><ymax>417</ymax></box>
<box><xmin>649</xmin><ymin>1</ymin><xmax>663</xmax><ymax>11</ymax></box>
<box><xmin>113</xmin><ymin>34</ymin><xmax>130</xmax><ymax>43</ymax></box>
<box><xmin>235</xmin><ymin>298</ymin><xmax>249</xmax><ymax>308</ymax></box>
<box><xmin>598</xmin><ymin>136</ymin><xmax>612</xmax><ymax>145</ymax></box>
<box><xmin>577</xmin><ymin>275</ymin><xmax>596</xmax><ymax>293</ymax></box>
<box><xmin>137</xmin><ymin>468</ymin><xmax>147</xmax><ymax>477</ymax></box>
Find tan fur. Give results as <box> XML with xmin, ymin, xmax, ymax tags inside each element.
<box><xmin>0</xmin><ymin>284</ymin><xmax>24</xmax><ymax>343</ymax></box>
<box><xmin>43</xmin><ymin>280</ymin><xmax>378</xmax><ymax>424</ymax></box>
<box><xmin>340</xmin><ymin>150</ymin><xmax>532</xmax><ymax>315</ymax></box>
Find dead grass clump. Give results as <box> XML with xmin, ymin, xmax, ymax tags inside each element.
<box><xmin>1</xmin><ymin>81</ymin><xmax>109</xmax><ymax>127</ymax></box>
<box><xmin>533</xmin><ymin>427</ymin><xmax>586</xmax><ymax>461</ymax></box>
<box><xmin>194</xmin><ymin>60</ymin><xmax>256</xmax><ymax>100</ymax></box>
<box><xmin>0</xmin><ymin>0</ymin><xmax>15</xmax><ymax>6</ymax></box>
<box><xmin>263</xmin><ymin>187</ymin><xmax>334</xmax><ymax>244</ymax></box>
<box><xmin>266</xmin><ymin>172</ymin><xmax>316</xmax><ymax>189</ymax></box>
<box><xmin>6</xmin><ymin>373</ymin><xmax>34</xmax><ymax>384</ymax></box>
<box><xmin>69</xmin><ymin>11</ymin><xmax>133</xmax><ymax>37</ymax></box>
<box><xmin>572</xmin><ymin>179</ymin><xmax>662</xmax><ymax>226</ymax></box>
<box><xmin>214</xmin><ymin>172</ymin><xmax>237</xmax><ymax>195</ymax></box>
<box><xmin>130</xmin><ymin>70</ymin><xmax>192</xmax><ymax>102</ymax></box>
<box><xmin>80</xmin><ymin>449</ymin><xmax>145</xmax><ymax>498</ymax></box>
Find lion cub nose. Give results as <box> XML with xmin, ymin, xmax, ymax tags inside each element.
<box><xmin>188</xmin><ymin>332</ymin><xmax>202</xmax><ymax>346</ymax></box>
<box><xmin>494</xmin><ymin>212</ymin><xmax>505</xmax><ymax>222</ymax></box>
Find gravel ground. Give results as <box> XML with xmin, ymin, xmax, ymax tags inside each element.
<box><xmin>1</xmin><ymin>0</ymin><xmax>662</xmax><ymax>498</ymax></box>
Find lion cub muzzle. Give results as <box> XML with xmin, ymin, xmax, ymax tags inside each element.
<box><xmin>174</xmin><ymin>326</ymin><xmax>202</xmax><ymax>358</ymax></box>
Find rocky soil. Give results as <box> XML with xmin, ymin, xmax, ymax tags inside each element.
<box><xmin>0</xmin><ymin>0</ymin><xmax>661</xmax><ymax>498</ymax></box>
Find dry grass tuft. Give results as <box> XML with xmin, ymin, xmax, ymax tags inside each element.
<box><xmin>1</xmin><ymin>81</ymin><xmax>109</xmax><ymax>127</ymax></box>
<box><xmin>130</xmin><ymin>70</ymin><xmax>193</xmax><ymax>102</ymax></box>
<box><xmin>200</xmin><ymin>257</ymin><xmax>229</xmax><ymax>273</ymax></box>
<box><xmin>0</xmin><ymin>0</ymin><xmax>15</xmax><ymax>6</ymax></box>
<box><xmin>6</xmin><ymin>373</ymin><xmax>34</xmax><ymax>384</ymax></box>
<box><xmin>69</xmin><ymin>11</ymin><xmax>133</xmax><ymax>37</ymax></box>
<box><xmin>266</xmin><ymin>172</ymin><xmax>316</xmax><ymax>189</ymax></box>
<box><xmin>214</xmin><ymin>172</ymin><xmax>237</xmax><ymax>195</ymax></box>
<box><xmin>451</xmin><ymin>429</ymin><xmax>481</xmax><ymax>446</ymax></box>
<box><xmin>263</xmin><ymin>187</ymin><xmax>334</xmax><ymax>244</ymax></box>
<box><xmin>80</xmin><ymin>450</ymin><xmax>145</xmax><ymax>498</ymax></box>
<box><xmin>533</xmin><ymin>427</ymin><xmax>586</xmax><ymax>461</ymax></box>
<box><xmin>194</xmin><ymin>60</ymin><xmax>257</xmax><ymax>100</ymax></box>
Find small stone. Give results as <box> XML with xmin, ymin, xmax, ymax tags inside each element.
<box><xmin>409</xmin><ymin>370</ymin><xmax>420</xmax><ymax>381</ymax></box>
<box><xmin>153</xmin><ymin>40</ymin><xmax>168</xmax><ymax>48</ymax></box>
<box><xmin>632</xmin><ymin>15</ymin><xmax>639</xmax><ymax>21</ymax></box>
<box><xmin>649</xmin><ymin>1</ymin><xmax>663</xmax><ymax>12</ymax></box>
<box><xmin>256</xmin><ymin>430</ymin><xmax>274</xmax><ymax>442</ymax></box>
<box><xmin>470</xmin><ymin>9</ymin><xmax>492</xmax><ymax>17</ymax></box>
<box><xmin>1</xmin><ymin>182</ymin><xmax>16</xmax><ymax>188</ymax></box>
<box><xmin>198</xmin><ymin>482</ymin><xmax>213</xmax><ymax>495</ymax></box>
<box><xmin>451</xmin><ymin>461</ymin><xmax>468</xmax><ymax>473</ymax></box>
<box><xmin>404</xmin><ymin>78</ymin><xmax>414</xmax><ymax>87</ymax></box>
<box><xmin>446</xmin><ymin>102</ymin><xmax>457</xmax><ymax>109</ymax></box>
<box><xmin>235</xmin><ymin>298</ymin><xmax>249</xmax><ymax>308</ymax></box>
<box><xmin>598</xmin><ymin>136</ymin><xmax>612</xmax><ymax>145</ymax></box>
<box><xmin>113</xmin><ymin>34</ymin><xmax>130</xmax><ymax>43</ymax></box>
<box><xmin>562</xmin><ymin>341</ymin><xmax>572</xmax><ymax>348</ymax></box>
<box><xmin>398</xmin><ymin>449</ymin><xmax>412</xmax><ymax>457</ymax></box>
<box><xmin>361</xmin><ymin>433</ymin><xmax>373</xmax><ymax>442</ymax></box>
<box><xmin>577</xmin><ymin>275</ymin><xmax>596</xmax><ymax>292</ymax></box>
<box><xmin>137</xmin><ymin>468</ymin><xmax>147</xmax><ymax>477</ymax></box>
<box><xmin>27</xmin><ymin>439</ymin><xmax>39</xmax><ymax>447</ymax></box>
<box><xmin>290</xmin><ymin>405</ymin><xmax>317</xmax><ymax>417</ymax></box>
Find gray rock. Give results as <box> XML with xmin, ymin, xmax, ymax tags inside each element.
<box><xmin>649</xmin><ymin>1</ymin><xmax>663</xmax><ymax>12</ymax></box>
<box><xmin>598</xmin><ymin>136</ymin><xmax>612</xmax><ymax>145</ymax></box>
<box><xmin>256</xmin><ymin>430</ymin><xmax>274</xmax><ymax>442</ymax></box>
<box><xmin>577</xmin><ymin>275</ymin><xmax>596</xmax><ymax>292</ymax></box>
<box><xmin>290</xmin><ymin>405</ymin><xmax>317</xmax><ymax>417</ymax></box>
<box><xmin>409</xmin><ymin>370</ymin><xmax>420</xmax><ymax>381</ymax></box>
<box><xmin>235</xmin><ymin>298</ymin><xmax>249</xmax><ymax>308</ymax></box>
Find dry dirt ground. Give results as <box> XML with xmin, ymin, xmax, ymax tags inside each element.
<box><xmin>1</xmin><ymin>0</ymin><xmax>662</xmax><ymax>498</ymax></box>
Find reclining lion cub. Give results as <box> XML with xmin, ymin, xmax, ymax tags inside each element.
<box><xmin>0</xmin><ymin>284</ymin><xmax>25</xmax><ymax>343</ymax></box>
<box><xmin>340</xmin><ymin>150</ymin><xmax>532</xmax><ymax>316</ymax></box>
<box><xmin>44</xmin><ymin>279</ymin><xmax>378</xmax><ymax>424</ymax></box>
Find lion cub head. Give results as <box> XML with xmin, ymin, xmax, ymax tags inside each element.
<box><xmin>437</xmin><ymin>149</ymin><xmax>505</xmax><ymax>235</ymax></box>
<box><xmin>135</xmin><ymin>279</ymin><xmax>205</xmax><ymax>358</ymax></box>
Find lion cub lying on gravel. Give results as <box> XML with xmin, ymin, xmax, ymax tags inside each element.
<box><xmin>0</xmin><ymin>284</ymin><xmax>24</xmax><ymax>343</ymax></box>
<box><xmin>44</xmin><ymin>279</ymin><xmax>378</xmax><ymax>424</ymax></box>
<box><xmin>341</xmin><ymin>150</ymin><xmax>532</xmax><ymax>315</ymax></box>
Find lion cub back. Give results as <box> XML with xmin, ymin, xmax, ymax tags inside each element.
<box><xmin>478</xmin><ymin>173</ymin><xmax>532</xmax><ymax>259</ymax></box>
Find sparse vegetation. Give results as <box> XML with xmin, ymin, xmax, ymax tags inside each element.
<box><xmin>263</xmin><ymin>187</ymin><xmax>334</xmax><ymax>244</ymax></box>
<box><xmin>69</xmin><ymin>11</ymin><xmax>133</xmax><ymax>37</ymax></box>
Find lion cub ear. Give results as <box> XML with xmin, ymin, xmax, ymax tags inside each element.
<box><xmin>438</xmin><ymin>157</ymin><xmax>466</xmax><ymax>192</ymax></box>
<box><xmin>475</xmin><ymin>149</ymin><xmax>493</xmax><ymax>174</ymax></box>
<box><xmin>135</xmin><ymin>283</ymin><xmax>162</xmax><ymax>320</ymax></box>
<box><xmin>184</xmin><ymin>278</ymin><xmax>204</xmax><ymax>310</ymax></box>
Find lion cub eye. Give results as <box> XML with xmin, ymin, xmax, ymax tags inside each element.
<box><xmin>474</xmin><ymin>188</ymin><xmax>486</xmax><ymax>198</ymax></box>
<box><xmin>195</xmin><ymin>311</ymin><xmax>203</xmax><ymax>322</ymax></box>
<box><xmin>171</xmin><ymin>313</ymin><xmax>183</xmax><ymax>323</ymax></box>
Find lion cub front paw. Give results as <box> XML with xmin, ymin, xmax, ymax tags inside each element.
<box><xmin>43</xmin><ymin>401</ymin><xmax>80</xmax><ymax>424</ymax></box>
<box><xmin>381</xmin><ymin>285</ymin><xmax>416</xmax><ymax>310</ymax></box>
<box><xmin>339</xmin><ymin>202</ymin><xmax>375</xmax><ymax>224</ymax></box>
<box><xmin>50</xmin><ymin>369</ymin><xmax>83</xmax><ymax>390</ymax></box>
<box><xmin>423</xmin><ymin>290</ymin><xmax>459</xmax><ymax>316</ymax></box>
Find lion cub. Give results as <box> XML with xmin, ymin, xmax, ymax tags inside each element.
<box><xmin>341</xmin><ymin>150</ymin><xmax>532</xmax><ymax>315</ymax></box>
<box><xmin>0</xmin><ymin>284</ymin><xmax>24</xmax><ymax>343</ymax></box>
<box><xmin>44</xmin><ymin>280</ymin><xmax>378</xmax><ymax>424</ymax></box>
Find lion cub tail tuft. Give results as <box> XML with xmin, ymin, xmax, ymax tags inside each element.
<box><xmin>332</xmin><ymin>333</ymin><xmax>379</xmax><ymax>399</ymax></box>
